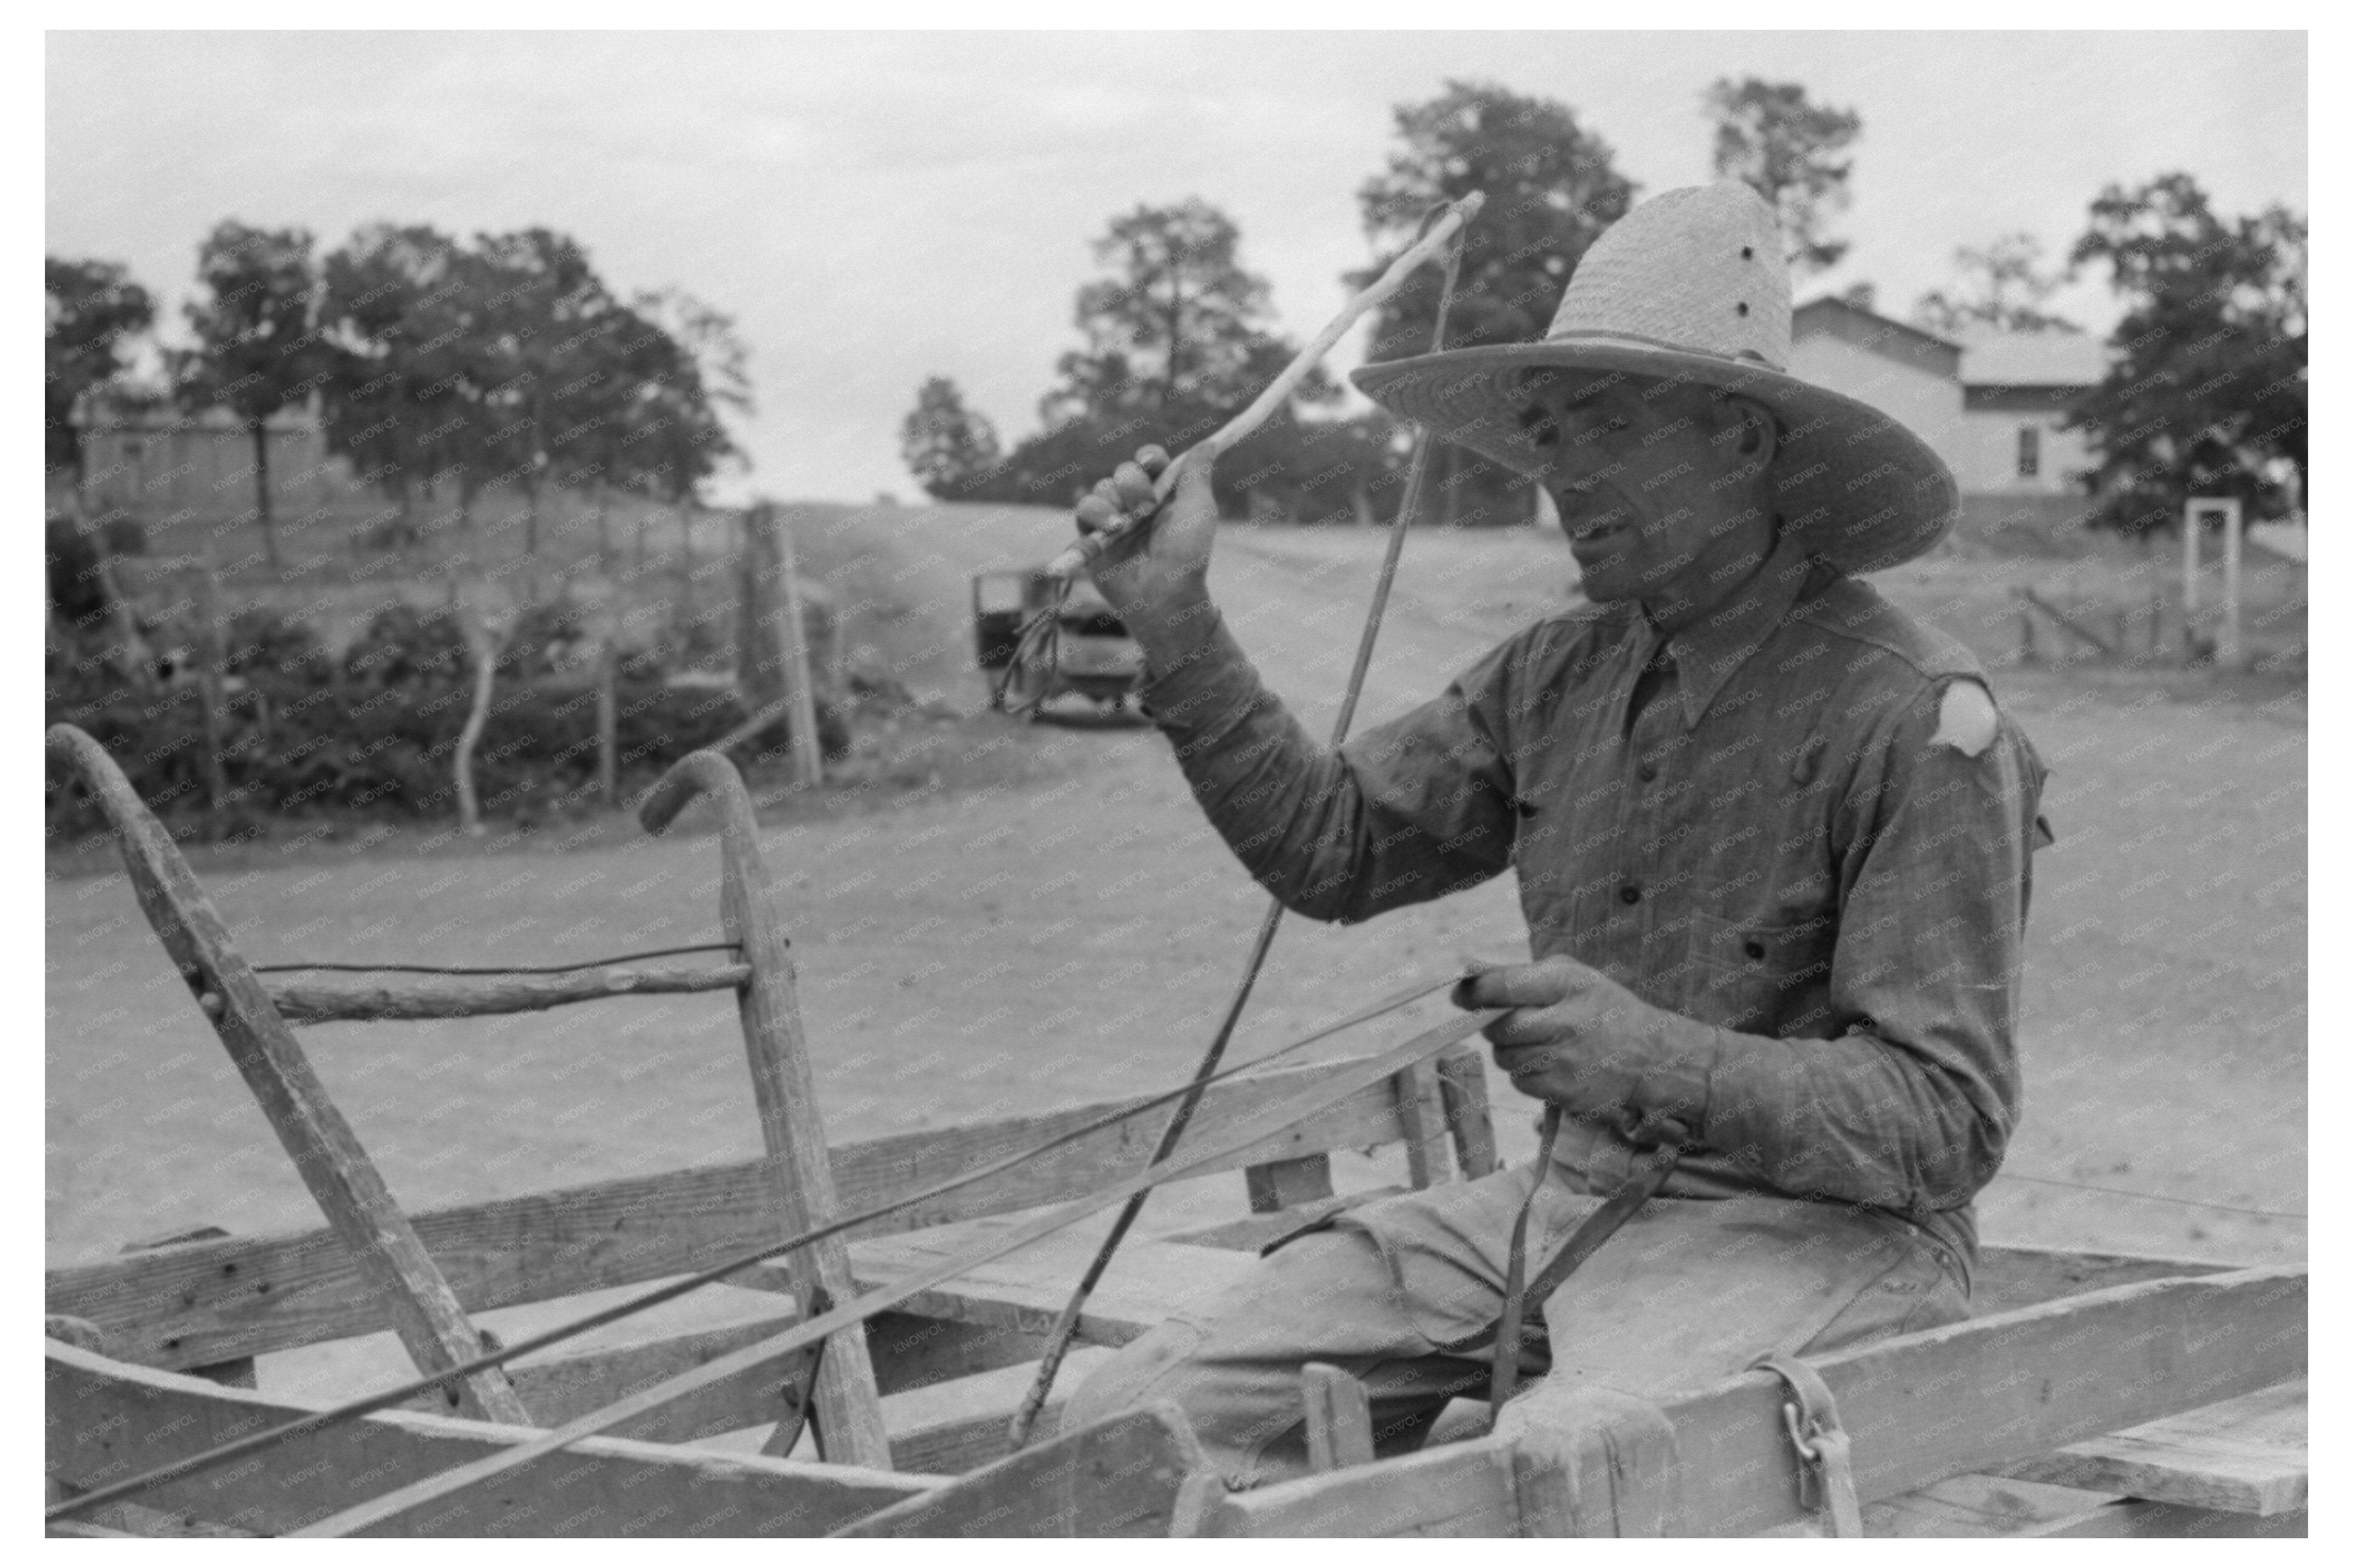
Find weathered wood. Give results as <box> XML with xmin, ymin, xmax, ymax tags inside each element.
<box><xmin>2024</xmin><ymin>1500</ymin><xmax>2305</xmax><ymax>1538</ymax></box>
<box><xmin>121</xmin><ymin>1227</ymin><xmax>253</xmax><ymax>1390</ymax></box>
<box><xmin>1245</xmin><ymin>1154</ymin><xmax>1334</xmax><ymax>1213</ymax></box>
<box><xmin>639</xmin><ymin>750</ymin><xmax>888</xmax><ymax>1466</ymax></box>
<box><xmin>1302</xmin><ymin>1363</ymin><xmax>1375</xmax><ymax>1472</ymax></box>
<box><xmin>51</xmin><ymin>1054</ymin><xmax>1415</xmax><ymax>1370</ymax></box>
<box><xmin>876</xmin><ymin>1344</ymin><xmax>1116</xmax><ymax>1475</ymax></box>
<box><xmin>1434</xmin><ymin>1047</ymin><xmax>1499</xmax><ymax>1179</ymax></box>
<box><xmin>44</xmin><ymin>725</ymin><xmax>529</xmax><ymax>1425</ymax></box>
<box><xmin>1207</xmin><ymin>1265</ymin><xmax>2306</xmax><ymax>1538</ymax></box>
<box><xmin>1971</xmin><ymin>1244</ymin><xmax>2230</xmax><ymax>1313</ymax></box>
<box><xmin>1997</xmin><ymin>1378</ymin><xmax>2305</xmax><ymax>1516</ymax></box>
<box><xmin>267</xmin><ymin>962</ymin><xmax>749</xmax><ymax>1024</ymax></box>
<box><xmin>1393</xmin><ymin>1059</ymin><xmax>1450</xmax><ymax>1188</ymax></box>
<box><xmin>1506</xmin><ymin>1387</ymin><xmax>1681</xmax><ymax>1538</ymax></box>
<box><xmin>44</xmin><ymin>1339</ymin><xmax>932</xmax><ymax>1538</ymax></box>
<box><xmin>1167</xmin><ymin>1186</ymin><xmax>1408</xmax><ymax>1253</ymax></box>
<box><xmin>844</xmin><ymin>1221</ymin><xmax>1257</xmax><ymax>1345</ymax></box>
<box><xmin>831</xmin><ymin>1403</ymin><xmax>1216</xmax><ymax>1538</ymax></box>
<box><xmin>281</xmin><ymin>1012</ymin><xmax>1491</xmax><ymax>1538</ymax></box>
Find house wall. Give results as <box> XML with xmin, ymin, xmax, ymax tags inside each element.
<box><xmin>1949</xmin><ymin>406</ymin><xmax>2095</xmax><ymax>496</ymax></box>
<box><xmin>78</xmin><ymin>413</ymin><xmax>358</xmax><ymax>537</ymax></box>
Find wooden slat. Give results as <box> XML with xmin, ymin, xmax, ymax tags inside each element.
<box><xmin>2025</xmin><ymin>1500</ymin><xmax>2306</xmax><ymax>1538</ymax></box>
<box><xmin>1245</xmin><ymin>1154</ymin><xmax>1334</xmax><ymax>1213</ymax></box>
<box><xmin>1434</xmin><ymin>1048</ymin><xmax>1498</xmax><ymax>1179</ymax></box>
<box><xmin>1997</xmin><ymin>1378</ymin><xmax>2305</xmax><ymax>1516</ymax></box>
<box><xmin>1392</xmin><ymin>1061</ymin><xmax>1449</xmax><ymax>1188</ymax></box>
<box><xmin>44</xmin><ymin>1338</ymin><xmax>932</xmax><ymax>1537</ymax></box>
<box><xmin>844</xmin><ymin>1221</ymin><xmax>1257</xmax><ymax>1345</ymax></box>
<box><xmin>267</xmin><ymin>964</ymin><xmax>749</xmax><ymax>1023</ymax></box>
<box><xmin>638</xmin><ymin>752</ymin><xmax>890</xmax><ymax>1466</ymax></box>
<box><xmin>1302</xmin><ymin>1363</ymin><xmax>1375</xmax><ymax>1471</ymax></box>
<box><xmin>44</xmin><ymin>725</ymin><xmax>529</xmax><ymax>1426</ymax></box>
<box><xmin>50</xmin><ymin>1055</ymin><xmax>1410</xmax><ymax>1371</ymax></box>
<box><xmin>831</xmin><ymin>1403</ymin><xmax>1217</xmax><ymax>1538</ymax></box>
<box><xmin>1201</xmin><ymin>1265</ymin><xmax>2307</xmax><ymax>1537</ymax></box>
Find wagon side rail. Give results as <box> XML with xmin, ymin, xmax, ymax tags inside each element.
<box><xmin>1183</xmin><ymin>1261</ymin><xmax>2306</xmax><ymax>1538</ymax></box>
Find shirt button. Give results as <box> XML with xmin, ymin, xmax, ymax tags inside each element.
<box><xmin>1618</xmin><ymin>885</ymin><xmax>1642</xmax><ymax>905</ymax></box>
<box><xmin>1636</xmin><ymin>762</ymin><xmax>1658</xmax><ymax>784</ymax></box>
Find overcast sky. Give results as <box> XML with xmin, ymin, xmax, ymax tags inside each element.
<box><xmin>47</xmin><ymin>30</ymin><xmax>2307</xmax><ymax>504</ymax></box>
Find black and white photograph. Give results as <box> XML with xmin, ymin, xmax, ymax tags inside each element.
<box><xmin>41</xmin><ymin>19</ymin><xmax>2313</xmax><ymax>1540</ymax></box>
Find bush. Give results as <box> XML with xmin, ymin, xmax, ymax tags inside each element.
<box><xmin>46</xmin><ymin>656</ymin><xmax>844</xmax><ymax>839</ymax></box>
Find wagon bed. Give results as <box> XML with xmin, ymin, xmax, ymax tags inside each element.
<box><xmin>43</xmin><ymin>728</ymin><xmax>2307</xmax><ymax>1538</ymax></box>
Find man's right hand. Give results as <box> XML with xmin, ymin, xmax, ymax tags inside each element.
<box><xmin>1073</xmin><ymin>445</ymin><xmax>1220</xmax><ymax>660</ymax></box>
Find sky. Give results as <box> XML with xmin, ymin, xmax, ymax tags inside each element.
<box><xmin>46</xmin><ymin>29</ymin><xmax>2308</xmax><ymax>505</ymax></box>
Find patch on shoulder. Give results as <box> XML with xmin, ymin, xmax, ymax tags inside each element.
<box><xmin>1930</xmin><ymin>679</ymin><xmax>2000</xmax><ymax>757</ymax></box>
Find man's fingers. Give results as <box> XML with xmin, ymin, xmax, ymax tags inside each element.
<box><xmin>1483</xmin><ymin>1009</ymin><xmax>1571</xmax><ymax>1050</ymax></box>
<box><xmin>1135</xmin><ymin>444</ymin><xmax>1170</xmax><ymax>477</ymax></box>
<box><xmin>1074</xmin><ymin>493</ymin><xmax>1118</xmax><ymax>535</ymax></box>
<box><xmin>1111</xmin><ymin>460</ymin><xmax>1158</xmax><ymax>515</ymax></box>
<box><xmin>1456</xmin><ymin>960</ymin><xmax>1585</xmax><ymax>1011</ymax></box>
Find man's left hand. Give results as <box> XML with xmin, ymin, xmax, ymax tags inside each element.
<box><xmin>1453</xmin><ymin>955</ymin><xmax>1715</xmax><ymax>1142</ymax></box>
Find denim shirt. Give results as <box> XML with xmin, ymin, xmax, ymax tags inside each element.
<box><xmin>1141</xmin><ymin>537</ymin><xmax>2051</xmax><ymax>1266</ymax></box>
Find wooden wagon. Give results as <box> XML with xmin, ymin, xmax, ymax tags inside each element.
<box><xmin>44</xmin><ymin>727</ymin><xmax>2308</xmax><ymax>1538</ymax></box>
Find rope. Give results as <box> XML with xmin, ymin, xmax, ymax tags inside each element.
<box><xmin>250</xmin><ymin>942</ymin><xmax>742</xmax><ymax>977</ymax></box>
<box><xmin>1005</xmin><ymin>204</ymin><xmax>1472</xmax><ymax>1453</ymax></box>
<box><xmin>45</xmin><ymin>968</ymin><xmax>1467</xmax><ymax>1525</ymax></box>
<box><xmin>1995</xmin><ymin>1171</ymin><xmax>2307</xmax><ymax>1221</ymax></box>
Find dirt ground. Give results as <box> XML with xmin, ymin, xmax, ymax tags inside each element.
<box><xmin>48</xmin><ymin>502</ymin><xmax>2306</xmax><ymax>1303</ymax></box>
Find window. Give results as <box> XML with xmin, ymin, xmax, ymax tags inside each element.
<box><xmin>2016</xmin><ymin>425</ymin><xmax>2041</xmax><ymax>480</ymax></box>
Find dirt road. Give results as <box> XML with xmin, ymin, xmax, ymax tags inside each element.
<box><xmin>48</xmin><ymin>504</ymin><xmax>2305</xmax><ymax>1278</ymax></box>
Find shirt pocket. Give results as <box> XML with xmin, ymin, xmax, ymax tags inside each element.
<box><xmin>1687</xmin><ymin>908</ymin><xmax>1838</xmax><ymax>1034</ymax></box>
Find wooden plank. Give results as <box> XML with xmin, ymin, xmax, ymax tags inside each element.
<box><xmin>50</xmin><ymin>1054</ymin><xmax>1410</xmax><ymax>1371</ymax></box>
<box><xmin>1972</xmin><ymin>1244</ymin><xmax>2230</xmax><ymax>1315</ymax></box>
<box><xmin>1245</xmin><ymin>1154</ymin><xmax>1334</xmax><ymax>1213</ymax></box>
<box><xmin>1209</xmin><ymin>1265</ymin><xmax>2306</xmax><ymax>1538</ymax></box>
<box><xmin>2025</xmin><ymin>1501</ymin><xmax>2306</xmax><ymax>1538</ymax></box>
<box><xmin>1434</xmin><ymin>1047</ymin><xmax>1499</xmax><ymax>1179</ymax></box>
<box><xmin>278</xmin><ymin>1014</ymin><xmax>1494</xmax><ymax>1538</ymax></box>
<box><xmin>1302</xmin><ymin>1363</ymin><xmax>1375</xmax><ymax>1471</ymax></box>
<box><xmin>1392</xmin><ymin>1060</ymin><xmax>1449</xmax><ymax>1189</ymax></box>
<box><xmin>44</xmin><ymin>1338</ymin><xmax>932</xmax><ymax>1538</ymax></box>
<box><xmin>267</xmin><ymin>962</ymin><xmax>749</xmax><ymax>1024</ymax></box>
<box><xmin>843</xmin><ymin>1221</ymin><xmax>1257</xmax><ymax>1345</ymax></box>
<box><xmin>1997</xmin><ymin>1378</ymin><xmax>2304</xmax><ymax>1516</ymax></box>
<box><xmin>879</xmin><ymin>1345</ymin><xmax>1116</xmax><ymax>1476</ymax></box>
<box><xmin>639</xmin><ymin>751</ymin><xmax>889</xmax><ymax>1465</ymax></box>
<box><xmin>831</xmin><ymin>1403</ymin><xmax>1216</xmax><ymax>1538</ymax></box>
<box><xmin>1166</xmin><ymin>1186</ymin><xmax>1408</xmax><ymax>1253</ymax></box>
<box><xmin>44</xmin><ymin>724</ymin><xmax>529</xmax><ymax>1426</ymax></box>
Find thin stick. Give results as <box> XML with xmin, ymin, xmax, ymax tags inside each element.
<box><xmin>1005</xmin><ymin>214</ymin><xmax>1471</xmax><ymax>1451</ymax></box>
<box><xmin>1045</xmin><ymin>190</ymin><xmax>1485</xmax><ymax>581</ymax></box>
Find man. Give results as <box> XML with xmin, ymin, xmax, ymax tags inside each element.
<box><xmin>1059</xmin><ymin>184</ymin><xmax>2052</xmax><ymax>1487</ymax></box>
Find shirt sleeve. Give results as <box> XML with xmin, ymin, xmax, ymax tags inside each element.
<box><xmin>1138</xmin><ymin>608</ymin><xmax>1523</xmax><ymax>924</ymax></box>
<box><xmin>1693</xmin><ymin>675</ymin><xmax>2042</xmax><ymax>1217</ymax></box>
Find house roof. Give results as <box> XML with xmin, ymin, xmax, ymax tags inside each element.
<box><xmin>1956</xmin><ymin>330</ymin><xmax>2107</xmax><ymax>389</ymax></box>
<box><xmin>1791</xmin><ymin>296</ymin><xmax>1960</xmax><ymax>357</ymax></box>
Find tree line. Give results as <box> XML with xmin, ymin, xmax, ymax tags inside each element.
<box><xmin>902</xmin><ymin>77</ymin><xmax>2306</xmax><ymax>536</ymax></box>
<box><xmin>46</xmin><ymin>223</ymin><xmax>749</xmax><ymax>567</ymax></box>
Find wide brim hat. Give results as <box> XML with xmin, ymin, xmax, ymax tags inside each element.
<box><xmin>1353</xmin><ymin>183</ymin><xmax>1957</xmax><ymax>575</ymax></box>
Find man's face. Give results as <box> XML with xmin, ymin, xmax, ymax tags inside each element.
<box><xmin>1517</xmin><ymin>374</ymin><xmax>1771</xmax><ymax>606</ymax></box>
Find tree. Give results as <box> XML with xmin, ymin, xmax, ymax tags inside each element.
<box><xmin>46</xmin><ymin>257</ymin><xmax>154</xmax><ymax>479</ymax></box>
<box><xmin>1045</xmin><ymin>199</ymin><xmax>1317</xmax><ymax>427</ymax></box>
<box><xmin>467</xmin><ymin>228</ymin><xmax>623</xmax><ymax>554</ymax></box>
<box><xmin>901</xmin><ymin>375</ymin><xmax>1002</xmax><ymax>498</ymax></box>
<box><xmin>1703</xmin><ymin>77</ymin><xmax>1863</xmax><ymax>276</ymax></box>
<box><xmin>1355</xmin><ymin>79</ymin><xmax>1638</xmax><ymax>522</ymax></box>
<box><xmin>969</xmin><ymin>198</ymin><xmax>1330</xmax><ymax>515</ymax></box>
<box><xmin>176</xmin><ymin>222</ymin><xmax>338</xmax><ymax>569</ymax></box>
<box><xmin>2065</xmin><ymin>173</ymin><xmax>2306</xmax><ymax>535</ymax></box>
<box><xmin>1914</xmin><ymin>233</ymin><xmax>2080</xmax><ymax>336</ymax></box>
<box><xmin>318</xmin><ymin>223</ymin><xmax>475</xmax><ymax>529</ymax></box>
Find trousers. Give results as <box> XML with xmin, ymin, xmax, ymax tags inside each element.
<box><xmin>1061</xmin><ymin>1157</ymin><xmax>1971</xmax><ymax>1488</ymax></box>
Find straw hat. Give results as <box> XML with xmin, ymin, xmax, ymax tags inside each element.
<box><xmin>1353</xmin><ymin>182</ymin><xmax>1957</xmax><ymax>574</ymax></box>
